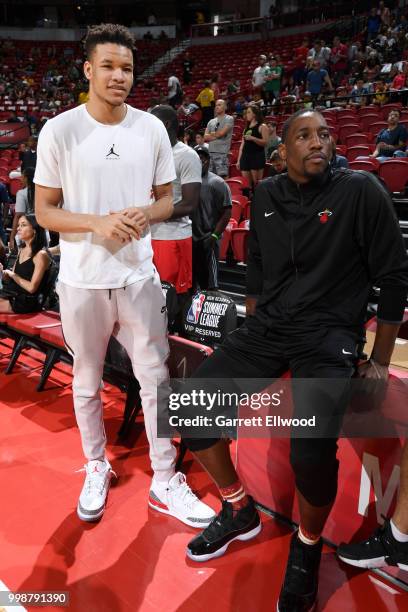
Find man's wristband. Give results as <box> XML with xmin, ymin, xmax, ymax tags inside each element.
<box><xmin>211</xmin><ymin>232</ymin><xmax>220</xmax><ymax>240</ymax></box>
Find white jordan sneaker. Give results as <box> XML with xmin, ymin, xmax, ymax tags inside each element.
<box><xmin>149</xmin><ymin>472</ymin><xmax>216</xmax><ymax>529</ymax></box>
<box><xmin>76</xmin><ymin>458</ymin><xmax>116</xmax><ymax>522</ymax></box>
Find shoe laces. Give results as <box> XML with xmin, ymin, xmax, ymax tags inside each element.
<box><xmin>284</xmin><ymin>536</ymin><xmax>321</xmax><ymax>595</ymax></box>
<box><xmin>171</xmin><ymin>474</ymin><xmax>200</xmax><ymax>510</ymax></box>
<box><xmin>202</xmin><ymin>501</ymin><xmax>231</xmax><ymax>539</ymax></box>
<box><xmin>76</xmin><ymin>462</ymin><xmax>117</xmax><ymax>495</ymax></box>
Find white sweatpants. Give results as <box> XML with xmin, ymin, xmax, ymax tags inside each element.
<box><xmin>57</xmin><ymin>273</ymin><xmax>176</xmax><ymax>483</ymax></box>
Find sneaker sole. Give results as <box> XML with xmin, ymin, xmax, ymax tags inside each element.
<box><xmin>77</xmin><ymin>503</ymin><xmax>105</xmax><ymax>522</ymax></box>
<box><xmin>148</xmin><ymin>499</ymin><xmax>215</xmax><ymax>529</ymax></box>
<box><xmin>276</xmin><ymin>601</ymin><xmax>316</xmax><ymax>612</ymax></box>
<box><xmin>338</xmin><ymin>554</ymin><xmax>408</xmax><ymax>571</ymax></box>
<box><xmin>186</xmin><ymin>521</ymin><xmax>262</xmax><ymax>562</ymax></box>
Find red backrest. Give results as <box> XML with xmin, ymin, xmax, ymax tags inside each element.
<box><xmin>368</xmin><ymin>121</ymin><xmax>388</xmax><ymax>136</ymax></box>
<box><xmin>349</xmin><ymin>160</ymin><xmax>378</xmax><ymax>173</ymax></box>
<box><xmin>338</xmin><ymin>124</ymin><xmax>360</xmax><ymax>144</ymax></box>
<box><xmin>9</xmin><ymin>178</ymin><xmax>23</xmax><ymax>197</ymax></box>
<box><xmin>219</xmin><ymin>218</ymin><xmax>238</xmax><ymax>260</ymax></box>
<box><xmin>379</xmin><ymin>160</ymin><xmax>408</xmax><ymax>192</ymax></box>
<box><xmin>346</xmin><ymin>146</ymin><xmax>371</xmax><ymax>161</ymax></box>
<box><xmin>231</xmin><ymin>227</ymin><xmax>249</xmax><ymax>263</ymax></box>
<box><xmin>360</xmin><ymin>114</ymin><xmax>382</xmax><ymax>131</ymax></box>
<box><xmin>345</xmin><ymin>134</ymin><xmax>369</xmax><ymax>148</ymax></box>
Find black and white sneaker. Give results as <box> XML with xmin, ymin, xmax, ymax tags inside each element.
<box><xmin>277</xmin><ymin>532</ymin><xmax>322</xmax><ymax>612</ymax></box>
<box><xmin>186</xmin><ymin>496</ymin><xmax>262</xmax><ymax>562</ymax></box>
<box><xmin>337</xmin><ymin>519</ymin><xmax>408</xmax><ymax>571</ymax></box>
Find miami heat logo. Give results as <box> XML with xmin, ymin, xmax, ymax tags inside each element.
<box><xmin>187</xmin><ymin>293</ymin><xmax>206</xmax><ymax>324</ymax></box>
<box><xmin>318</xmin><ymin>208</ymin><xmax>333</xmax><ymax>224</ymax></box>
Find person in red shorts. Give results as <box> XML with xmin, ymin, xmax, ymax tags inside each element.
<box><xmin>150</xmin><ymin>105</ymin><xmax>201</xmax><ymax>305</ymax></box>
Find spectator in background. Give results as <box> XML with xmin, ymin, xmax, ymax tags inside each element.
<box><xmin>269</xmin><ymin>149</ymin><xmax>286</xmax><ymax>174</ymax></box>
<box><xmin>379</xmin><ymin>1</ymin><xmax>391</xmax><ymax>27</ymax></box>
<box><xmin>8</xmin><ymin>111</ymin><xmax>20</xmax><ymax>123</ymax></box>
<box><xmin>366</xmin><ymin>7</ymin><xmax>381</xmax><ymax>42</ymax></box>
<box><xmin>196</xmin><ymin>80</ymin><xmax>215</xmax><ymax>127</ymax></box>
<box><xmin>204</xmin><ymin>99</ymin><xmax>234</xmax><ymax>178</ymax></box>
<box><xmin>351</xmin><ymin>78</ymin><xmax>370</xmax><ymax>106</ymax></box>
<box><xmin>183</xmin><ymin>52</ymin><xmax>194</xmax><ymax>85</ymax></box>
<box><xmin>390</xmin><ymin>66</ymin><xmax>407</xmax><ymax>90</ymax></box>
<box><xmin>192</xmin><ymin>146</ymin><xmax>231</xmax><ymax>290</ymax></box>
<box><xmin>263</xmin><ymin>56</ymin><xmax>282</xmax><ymax>107</ymax></box>
<box><xmin>0</xmin><ymin>214</ymin><xmax>50</xmax><ymax>314</ymax></box>
<box><xmin>237</xmin><ymin>104</ymin><xmax>268</xmax><ymax>191</ymax></box>
<box><xmin>330</xmin><ymin>36</ymin><xmax>348</xmax><ymax>87</ymax></box>
<box><xmin>374</xmin><ymin>79</ymin><xmax>389</xmax><ymax>104</ymax></box>
<box><xmin>227</xmin><ymin>74</ymin><xmax>240</xmax><ymax>95</ymax></box>
<box><xmin>195</xmin><ymin>132</ymin><xmax>208</xmax><ymax>148</ymax></box>
<box><xmin>9</xmin><ymin>166</ymin><xmax>35</xmax><ymax>251</ymax></box>
<box><xmin>307</xmin><ymin>40</ymin><xmax>330</xmax><ymax>70</ymax></box>
<box><xmin>0</xmin><ymin>179</ymin><xmax>9</xmax><ymax>246</ymax></box>
<box><xmin>168</xmin><ymin>74</ymin><xmax>183</xmax><ymax>108</ymax></box>
<box><xmin>330</xmin><ymin>140</ymin><xmax>349</xmax><ymax>169</ymax></box>
<box><xmin>234</xmin><ymin>95</ymin><xmax>246</xmax><ymax>117</ymax></box>
<box><xmin>293</xmin><ymin>37</ymin><xmax>309</xmax><ymax>86</ymax></box>
<box><xmin>210</xmin><ymin>73</ymin><xmax>221</xmax><ymax>100</ymax></box>
<box><xmin>19</xmin><ymin>137</ymin><xmax>37</xmax><ymax>172</ymax></box>
<box><xmin>252</xmin><ymin>55</ymin><xmax>267</xmax><ymax>93</ymax></box>
<box><xmin>306</xmin><ymin>61</ymin><xmax>333</xmax><ymax>103</ymax></box>
<box><xmin>265</xmin><ymin>120</ymin><xmax>282</xmax><ymax>159</ymax></box>
<box><xmin>373</xmin><ymin>109</ymin><xmax>408</xmax><ymax>159</ymax></box>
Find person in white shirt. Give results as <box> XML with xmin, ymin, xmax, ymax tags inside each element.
<box><xmin>167</xmin><ymin>74</ymin><xmax>182</xmax><ymax>108</ymax></box>
<box><xmin>252</xmin><ymin>55</ymin><xmax>267</xmax><ymax>93</ymax></box>
<box><xmin>34</xmin><ymin>23</ymin><xmax>215</xmax><ymax>528</ymax></box>
<box><xmin>150</xmin><ymin>104</ymin><xmax>201</xmax><ymax>304</ymax></box>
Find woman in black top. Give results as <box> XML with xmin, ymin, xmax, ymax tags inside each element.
<box><xmin>0</xmin><ymin>214</ymin><xmax>50</xmax><ymax>313</ymax></box>
<box><xmin>237</xmin><ymin>104</ymin><xmax>269</xmax><ymax>191</ymax></box>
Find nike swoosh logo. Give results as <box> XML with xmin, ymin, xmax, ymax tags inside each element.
<box><xmin>264</xmin><ymin>212</ymin><xmax>275</xmax><ymax>217</ymax></box>
<box><xmin>342</xmin><ymin>349</ymin><xmax>353</xmax><ymax>355</ymax></box>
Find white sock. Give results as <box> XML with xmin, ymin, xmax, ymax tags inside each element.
<box><xmin>390</xmin><ymin>519</ymin><xmax>408</xmax><ymax>543</ymax></box>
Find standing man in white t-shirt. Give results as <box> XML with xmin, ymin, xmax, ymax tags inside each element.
<box><xmin>167</xmin><ymin>74</ymin><xmax>182</xmax><ymax>108</ymax></box>
<box><xmin>34</xmin><ymin>24</ymin><xmax>215</xmax><ymax>528</ymax></box>
<box><xmin>150</xmin><ymin>105</ymin><xmax>201</xmax><ymax>303</ymax></box>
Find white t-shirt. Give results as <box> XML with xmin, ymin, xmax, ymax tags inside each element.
<box><xmin>34</xmin><ymin>104</ymin><xmax>176</xmax><ymax>289</ymax></box>
<box><xmin>252</xmin><ymin>66</ymin><xmax>266</xmax><ymax>87</ymax></box>
<box><xmin>168</xmin><ymin>76</ymin><xmax>181</xmax><ymax>98</ymax></box>
<box><xmin>151</xmin><ymin>141</ymin><xmax>201</xmax><ymax>240</ymax></box>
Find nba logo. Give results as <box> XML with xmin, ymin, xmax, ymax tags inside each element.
<box><xmin>187</xmin><ymin>293</ymin><xmax>205</xmax><ymax>324</ymax></box>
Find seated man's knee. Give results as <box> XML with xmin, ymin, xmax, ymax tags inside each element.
<box><xmin>290</xmin><ymin>438</ymin><xmax>339</xmax><ymax>506</ymax></box>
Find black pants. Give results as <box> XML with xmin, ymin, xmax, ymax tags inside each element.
<box><xmin>192</xmin><ymin>239</ymin><xmax>219</xmax><ymax>290</ymax></box>
<box><xmin>182</xmin><ymin>318</ymin><xmax>360</xmax><ymax>507</ymax></box>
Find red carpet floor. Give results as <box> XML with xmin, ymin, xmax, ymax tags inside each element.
<box><xmin>1</xmin><ymin>337</ymin><xmax>408</xmax><ymax>611</ymax></box>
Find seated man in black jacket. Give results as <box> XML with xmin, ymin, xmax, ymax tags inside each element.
<box><xmin>177</xmin><ymin>109</ymin><xmax>408</xmax><ymax>611</ymax></box>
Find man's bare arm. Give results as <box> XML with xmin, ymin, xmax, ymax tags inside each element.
<box><xmin>35</xmin><ymin>184</ymin><xmax>141</xmax><ymax>242</ymax></box>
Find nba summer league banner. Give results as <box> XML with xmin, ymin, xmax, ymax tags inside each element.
<box><xmin>157</xmin><ymin>377</ymin><xmax>408</xmax><ymax>440</ymax></box>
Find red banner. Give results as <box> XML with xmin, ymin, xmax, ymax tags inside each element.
<box><xmin>0</xmin><ymin>122</ymin><xmax>30</xmax><ymax>145</ymax></box>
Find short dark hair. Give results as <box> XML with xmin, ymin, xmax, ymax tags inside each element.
<box><xmin>281</xmin><ymin>108</ymin><xmax>325</xmax><ymax>143</ymax></box>
<box><xmin>390</xmin><ymin>108</ymin><xmax>401</xmax><ymax>117</ymax></box>
<box><xmin>84</xmin><ymin>23</ymin><xmax>134</xmax><ymax>59</ymax></box>
<box><xmin>150</xmin><ymin>104</ymin><xmax>179</xmax><ymax>133</ymax></box>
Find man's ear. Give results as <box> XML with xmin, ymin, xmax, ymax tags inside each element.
<box><xmin>278</xmin><ymin>142</ymin><xmax>287</xmax><ymax>161</ymax></box>
<box><xmin>84</xmin><ymin>60</ymin><xmax>91</xmax><ymax>81</ymax></box>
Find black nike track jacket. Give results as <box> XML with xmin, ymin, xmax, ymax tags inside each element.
<box><xmin>246</xmin><ymin>168</ymin><xmax>408</xmax><ymax>330</ymax></box>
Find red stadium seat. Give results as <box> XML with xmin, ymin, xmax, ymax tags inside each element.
<box><xmin>338</xmin><ymin>124</ymin><xmax>361</xmax><ymax>144</ymax></box>
<box><xmin>231</xmin><ymin>227</ymin><xmax>249</xmax><ymax>263</ymax></box>
<box><xmin>219</xmin><ymin>218</ymin><xmax>238</xmax><ymax>260</ymax></box>
<box><xmin>346</xmin><ymin>146</ymin><xmax>371</xmax><ymax>161</ymax></box>
<box><xmin>348</xmin><ymin>160</ymin><xmax>378</xmax><ymax>173</ymax></box>
<box><xmin>359</xmin><ymin>114</ymin><xmax>382</xmax><ymax>131</ymax></box>
<box><xmin>379</xmin><ymin>159</ymin><xmax>408</xmax><ymax>193</ymax></box>
<box><xmin>368</xmin><ymin>121</ymin><xmax>388</xmax><ymax>136</ymax></box>
<box><xmin>352</xmin><ymin>156</ymin><xmax>380</xmax><ymax>171</ymax></box>
<box><xmin>345</xmin><ymin>134</ymin><xmax>369</xmax><ymax>148</ymax></box>
<box><xmin>9</xmin><ymin>178</ymin><xmax>23</xmax><ymax>197</ymax></box>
